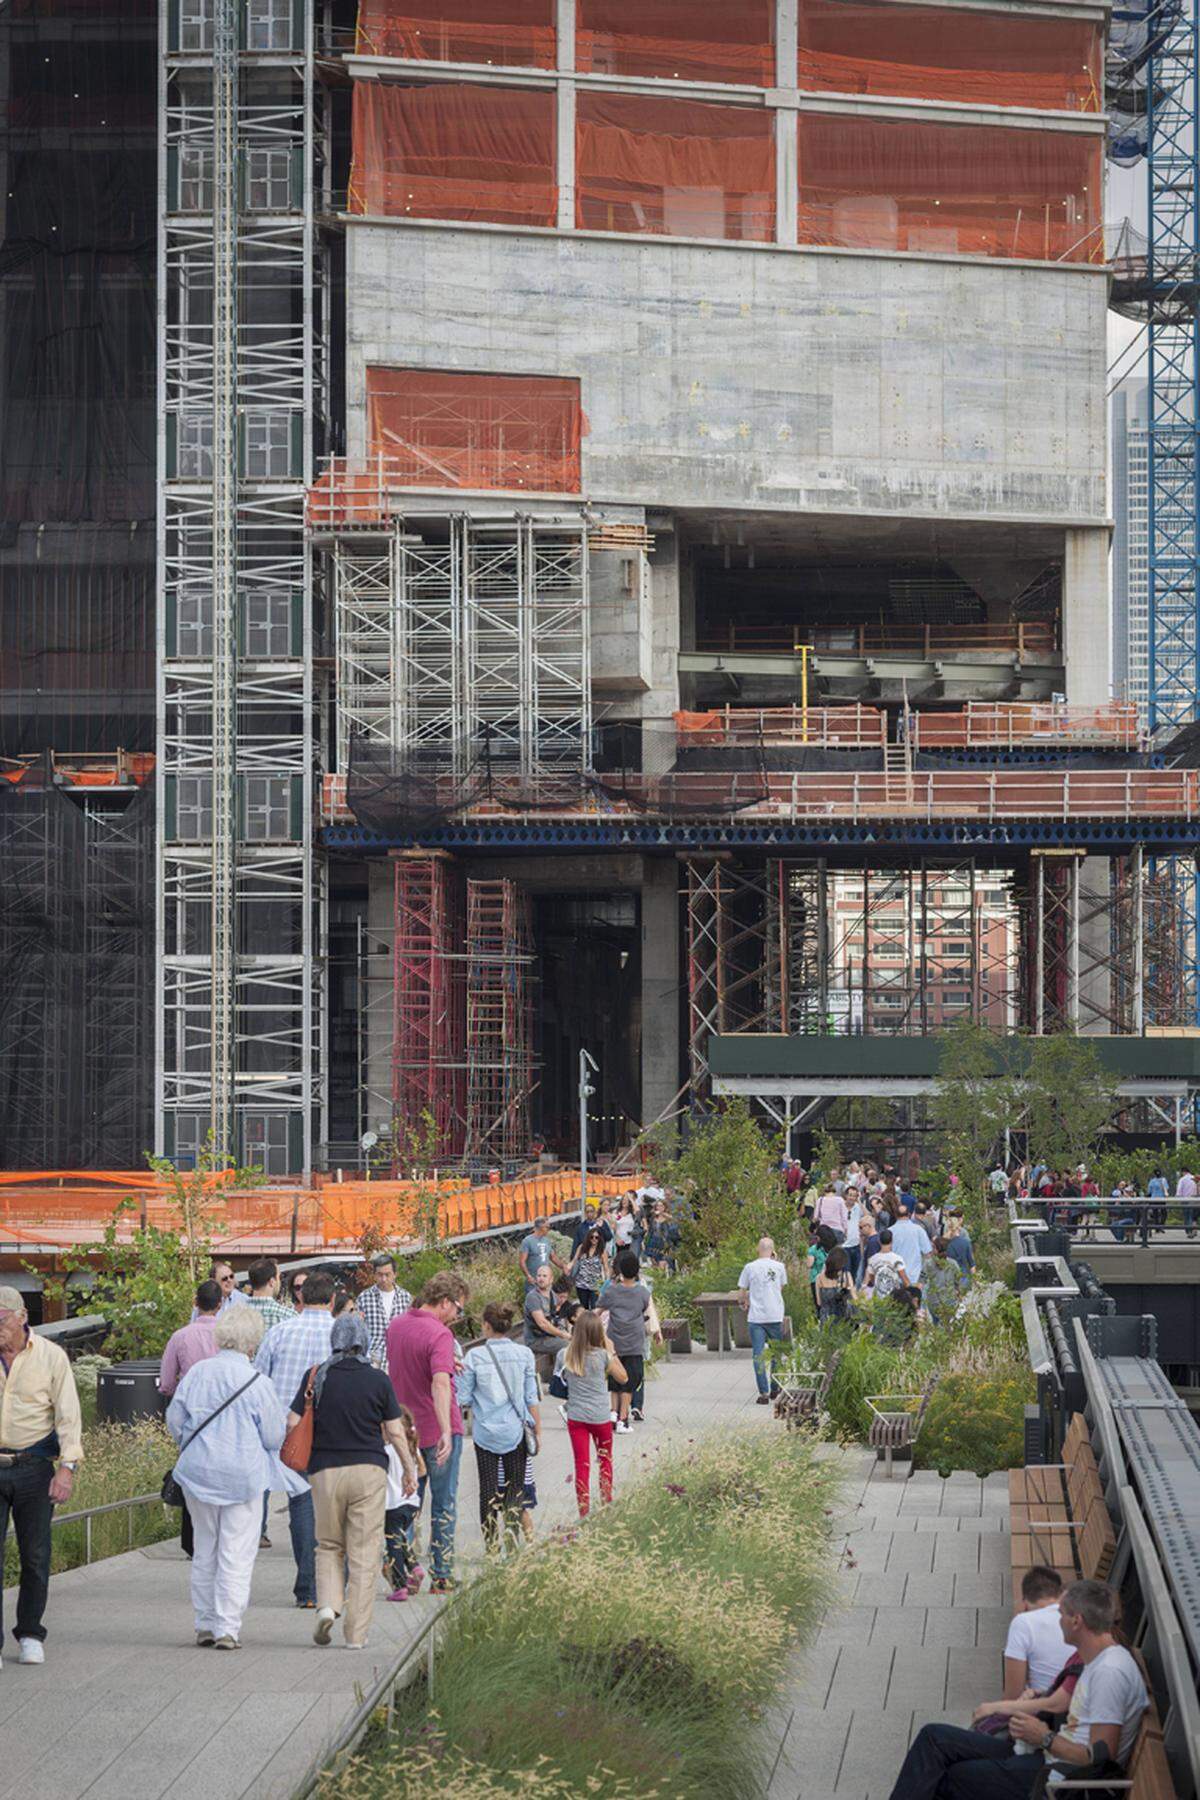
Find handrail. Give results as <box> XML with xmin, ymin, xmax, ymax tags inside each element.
<box><xmin>50</xmin><ymin>1491</ymin><xmax>163</xmax><ymax>1566</ymax></box>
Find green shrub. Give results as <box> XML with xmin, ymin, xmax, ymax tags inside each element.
<box><xmin>916</xmin><ymin>1369</ymin><xmax>1034</xmax><ymax>1477</ymax></box>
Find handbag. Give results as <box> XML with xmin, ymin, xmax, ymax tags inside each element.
<box><xmin>162</xmin><ymin>1370</ymin><xmax>262</xmax><ymax>1506</ymax></box>
<box><xmin>280</xmin><ymin>1364</ymin><xmax>319</xmax><ymax>1473</ymax></box>
<box><xmin>484</xmin><ymin>1339</ymin><xmax>539</xmax><ymax>1459</ymax></box>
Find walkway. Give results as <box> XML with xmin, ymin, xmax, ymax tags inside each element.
<box><xmin>764</xmin><ymin>1461</ymin><xmax>1012</xmax><ymax>1800</ymax></box>
<box><xmin>2</xmin><ymin>1351</ymin><xmax>1010</xmax><ymax>1800</ymax></box>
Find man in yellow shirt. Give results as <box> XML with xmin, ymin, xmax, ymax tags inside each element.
<box><xmin>0</xmin><ymin>1285</ymin><xmax>84</xmax><ymax>1667</ymax></box>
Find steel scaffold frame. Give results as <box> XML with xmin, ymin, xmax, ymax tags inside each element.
<box><xmin>464</xmin><ymin>878</ymin><xmax>536</xmax><ymax>1169</ymax></box>
<box><xmin>391</xmin><ymin>852</ymin><xmax>465</xmax><ymax>1160</ymax></box>
<box><xmin>157</xmin><ymin>0</ymin><xmax>327</xmax><ymax>1173</ymax></box>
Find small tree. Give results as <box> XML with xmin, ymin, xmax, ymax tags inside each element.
<box><xmin>929</xmin><ymin>1021</ymin><xmax>1022</xmax><ymax>1258</ymax></box>
<box><xmin>657</xmin><ymin>1099</ymin><xmax>786</xmax><ymax>1256</ymax></box>
<box><xmin>394</xmin><ymin>1108</ymin><xmax>447</xmax><ymax>1251</ymax></box>
<box><xmin>1024</xmin><ymin>1033</ymin><xmax>1114</xmax><ymax>1174</ymax></box>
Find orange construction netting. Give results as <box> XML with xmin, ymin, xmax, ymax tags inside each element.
<box><xmin>797</xmin><ymin>114</ymin><xmax>1102</xmax><ymax>262</ymax></box>
<box><xmin>365</xmin><ymin>366</ymin><xmax>583</xmax><ymax>492</ymax></box>
<box><xmin>349</xmin><ymin>79</ymin><xmax>556</xmax><ymax>226</ymax></box>
<box><xmin>797</xmin><ymin>1</ymin><xmax>1102</xmax><ymax>112</ymax></box>
<box><xmin>576</xmin><ymin>92</ymin><xmax>775</xmax><ymax>242</ymax></box>
<box><xmin>355</xmin><ymin>0</ymin><xmax>555</xmax><ymax>66</ymax></box>
<box><xmin>576</xmin><ymin>0</ymin><xmax>774</xmax><ymax>86</ymax></box>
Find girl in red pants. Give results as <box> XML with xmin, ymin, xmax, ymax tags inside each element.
<box><xmin>561</xmin><ymin>1310</ymin><xmax>625</xmax><ymax>1517</ymax></box>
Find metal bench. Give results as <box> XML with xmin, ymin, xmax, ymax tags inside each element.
<box><xmin>774</xmin><ymin>1349</ymin><xmax>842</xmax><ymax>1431</ymax></box>
<box><xmin>866</xmin><ymin>1383</ymin><xmax>935</xmax><ymax>1478</ymax></box>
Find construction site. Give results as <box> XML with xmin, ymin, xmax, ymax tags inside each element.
<box><xmin>4</xmin><ymin>0</ymin><xmax>1200</xmax><ymax>1182</ymax></box>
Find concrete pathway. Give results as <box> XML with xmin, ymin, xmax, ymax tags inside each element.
<box><xmin>763</xmin><ymin>1459</ymin><xmax>1012</xmax><ymax>1800</ymax></box>
<box><xmin>0</xmin><ymin>1348</ymin><xmax>763</xmax><ymax>1800</ymax></box>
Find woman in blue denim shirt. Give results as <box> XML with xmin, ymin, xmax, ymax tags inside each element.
<box><xmin>456</xmin><ymin>1303</ymin><xmax>540</xmax><ymax>1550</ymax></box>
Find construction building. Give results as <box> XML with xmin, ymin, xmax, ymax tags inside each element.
<box><xmin>3</xmin><ymin>0</ymin><xmax>1200</xmax><ymax>1176</ymax></box>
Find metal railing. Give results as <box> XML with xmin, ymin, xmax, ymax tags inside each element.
<box><xmin>693</xmin><ymin>621</ymin><xmax>1059</xmax><ymax>658</ymax></box>
<box><xmin>1017</xmin><ymin>1194</ymin><xmax>1200</xmax><ymax>1247</ymax></box>
<box><xmin>49</xmin><ymin>1492</ymin><xmax>163</xmax><ymax>1567</ymax></box>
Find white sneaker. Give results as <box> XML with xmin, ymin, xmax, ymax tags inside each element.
<box><xmin>609</xmin><ymin>1410</ymin><xmax>618</xmax><ymax>1424</ymax></box>
<box><xmin>615</xmin><ymin>1420</ymin><xmax>633</xmax><ymax>1434</ymax></box>
<box><xmin>18</xmin><ymin>1639</ymin><xmax>44</xmax><ymax>1666</ymax></box>
<box><xmin>313</xmin><ymin>1607</ymin><xmax>336</xmax><ymax>1647</ymax></box>
<box><xmin>557</xmin><ymin>1402</ymin><xmax>568</xmax><ymax>1424</ymax></box>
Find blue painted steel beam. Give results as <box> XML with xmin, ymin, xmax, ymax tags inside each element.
<box><xmin>322</xmin><ymin>821</ymin><xmax>1200</xmax><ymax>852</ymax></box>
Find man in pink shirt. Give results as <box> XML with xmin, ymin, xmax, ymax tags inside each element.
<box><xmin>158</xmin><ymin>1279</ymin><xmax>223</xmax><ymax>1559</ymax></box>
<box><xmin>385</xmin><ymin>1269</ymin><xmax>468</xmax><ymax>1594</ymax></box>
<box><xmin>159</xmin><ymin>1280</ymin><xmax>223</xmax><ymax>1398</ymax></box>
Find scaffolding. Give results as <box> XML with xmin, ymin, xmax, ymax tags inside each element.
<box><xmin>464</xmin><ymin>878</ymin><xmax>536</xmax><ymax>1168</ymax></box>
<box><xmin>158</xmin><ymin>0</ymin><xmax>328</xmax><ymax>1173</ymax></box>
<box><xmin>392</xmin><ymin>851</ymin><xmax>465</xmax><ymax>1159</ymax></box>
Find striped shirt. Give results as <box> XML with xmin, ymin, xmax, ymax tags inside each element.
<box><xmin>254</xmin><ymin>1309</ymin><xmax>334</xmax><ymax>1410</ymax></box>
<box><xmin>246</xmin><ymin>1293</ymin><xmax>293</xmax><ymax>1332</ymax></box>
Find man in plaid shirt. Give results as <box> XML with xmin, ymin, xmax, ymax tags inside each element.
<box><xmin>357</xmin><ymin>1255</ymin><xmax>413</xmax><ymax>1367</ymax></box>
<box><xmin>254</xmin><ymin>1271</ymin><xmax>336</xmax><ymax>1605</ymax></box>
<box><xmin>245</xmin><ymin>1259</ymin><xmax>293</xmax><ymax>1334</ymax></box>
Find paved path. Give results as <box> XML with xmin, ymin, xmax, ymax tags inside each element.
<box><xmin>0</xmin><ymin>1349</ymin><xmax>762</xmax><ymax>1800</ymax></box>
<box><xmin>764</xmin><ymin>1460</ymin><xmax>1012</xmax><ymax>1800</ymax></box>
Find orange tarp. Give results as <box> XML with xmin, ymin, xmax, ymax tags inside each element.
<box><xmin>365</xmin><ymin>366</ymin><xmax>582</xmax><ymax>492</ymax></box>
<box><xmin>349</xmin><ymin>79</ymin><xmax>556</xmax><ymax>226</ymax></box>
<box><xmin>576</xmin><ymin>92</ymin><xmax>775</xmax><ymax>241</ymax></box>
<box><xmin>576</xmin><ymin>0</ymin><xmax>774</xmax><ymax>86</ymax></box>
<box><xmin>797</xmin><ymin>1</ymin><xmax>1102</xmax><ymax>112</ymax></box>
<box><xmin>355</xmin><ymin>0</ymin><xmax>555</xmax><ymax>66</ymax></box>
<box><xmin>797</xmin><ymin>113</ymin><xmax>1103</xmax><ymax>263</ymax></box>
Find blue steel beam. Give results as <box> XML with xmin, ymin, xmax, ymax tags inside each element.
<box><xmin>323</xmin><ymin>822</ymin><xmax>1200</xmax><ymax>852</ymax></box>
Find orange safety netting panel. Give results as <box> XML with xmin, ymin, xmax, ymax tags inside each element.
<box><xmin>355</xmin><ymin>0</ymin><xmax>555</xmax><ymax>66</ymax></box>
<box><xmin>576</xmin><ymin>93</ymin><xmax>775</xmax><ymax>242</ymax></box>
<box><xmin>366</xmin><ymin>367</ymin><xmax>582</xmax><ymax>491</ymax></box>
<box><xmin>797</xmin><ymin>114</ymin><xmax>1102</xmax><ymax>263</ymax></box>
<box><xmin>349</xmin><ymin>80</ymin><xmax>556</xmax><ymax>226</ymax></box>
<box><xmin>797</xmin><ymin>1</ymin><xmax>1102</xmax><ymax>112</ymax></box>
<box><xmin>576</xmin><ymin>0</ymin><xmax>774</xmax><ymax>86</ymax></box>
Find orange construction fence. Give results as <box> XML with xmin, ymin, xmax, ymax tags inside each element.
<box><xmin>364</xmin><ymin>366</ymin><xmax>582</xmax><ymax>493</ymax></box>
<box><xmin>576</xmin><ymin>91</ymin><xmax>775</xmax><ymax>241</ymax></box>
<box><xmin>349</xmin><ymin>79</ymin><xmax>556</xmax><ymax>226</ymax></box>
<box><xmin>797</xmin><ymin>113</ymin><xmax>1103</xmax><ymax>263</ymax></box>
<box><xmin>576</xmin><ymin>0</ymin><xmax>774</xmax><ymax>87</ymax></box>
<box><xmin>355</xmin><ymin>0</ymin><xmax>555</xmax><ymax>66</ymax></box>
<box><xmin>674</xmin><ymin>706</ymin><xmax>886</xmax><ymax>750</ymax></box>
<box><xmin>797</xmin><ymin>1</ymin><xmax>1102</xmax><ymax>113</ymax></box>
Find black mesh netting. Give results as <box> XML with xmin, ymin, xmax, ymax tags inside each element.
<box><xmin>0</xmin><ymin>1</ymin><xmax>156</xmax><ymax>1167</ymax></box>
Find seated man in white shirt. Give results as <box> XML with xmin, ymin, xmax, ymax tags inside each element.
<box><xmin>1002</xmin><ymin>1566</ymin><xmax>1070</xmax><ymax>1698</ymax></box>
<box><xmin>736</xmin><ymin>1238</ymin><xmax>788</xmax><ymax>1405</ymax></box>
<box><xmin>886</xmin><ymin>1578</ymin><xmax>1146</xmax><ymax>1798</ymax></box>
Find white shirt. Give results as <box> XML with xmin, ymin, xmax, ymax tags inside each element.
<box><xmin>1004</xmin><ymin>1603</ymin><xmax>1071</xmax><ymax>1694</ymax></box>
<box><xmin>1051</xmin><ymin>1646</ymin><xmax>1146</xmax><ymax>1782</ymax></box>
<box><xmin>737</xmin><ymin>1257</ymin><xmax>788</xmax><ymax>1324</ymax></box>
<box><xmin>842</xmin><ymin>1202</ymin><xmax>863</xmax><ymax>1250</ymax></box>
<box><xmin>867</xmin><ymin>1250</ymin><xmax>907</xmax><ymax>1297</ymax></box>
<box><xmin>890</xmin><ymin>1217</ymin><xmax>930</xmax><ymax>1283</ymax></box>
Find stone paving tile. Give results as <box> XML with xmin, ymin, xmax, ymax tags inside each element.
<box><xmin>883</xmin><ymin>1532</ymin><xmax>937</xmax><ymax>1574</ymax></box>
<box><xmin>922</xmin><ymin>1603</ymin><xmax>980</xmax><ymax>1649</ymax></box>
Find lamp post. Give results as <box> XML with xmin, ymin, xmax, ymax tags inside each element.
<box><xmin>579</xmin><ymin>1047</ymin><xmax>598</xmax><ymax>1217</ymax></box>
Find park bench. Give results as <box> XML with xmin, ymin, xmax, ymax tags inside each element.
<box><xmin>1009</xmin><ymin>1412</ymin><xmax>1117</xmax><ymax>1607</ymax></box>
<box><xmin>865</xmin><ymin>1381</ymin><xmax>935</xmax><ymax>1478</ymax></box>
<box><xmin>774</xmin><ymin>1349</ymin><xmax>842</xmax><ymax>1430</ymax></box>
<box><xmin>1030</xmin><ymin>1677</ymin><xmax>1172</xmax><ymax>1800</ymax></box>
<box><xmin>661</xmin><ymin>1318</ymin><xmax>691</xmax><ymax>1354</ymax></box>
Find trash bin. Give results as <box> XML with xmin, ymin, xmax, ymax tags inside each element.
<box><xmin>97</xmin><ymin>1360</ymin><xmax>166</xmax><ymax>1424</ymax></box>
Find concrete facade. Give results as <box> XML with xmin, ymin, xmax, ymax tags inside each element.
<box><xmin>346</xmin><ymin>223</ymin><xmax>1109</xmax><ymax>525</ymax></box>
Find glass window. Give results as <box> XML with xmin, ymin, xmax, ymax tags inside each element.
<box><xmin>243</xmin><ymin>590</ymin><xmax>295</xmax><ymax>657</ymax></box>
<box><xmin>243</xmin><ymin>1112</ymin><xmax>292</xmax><ymax>1174</ymax></box>
<box><xmin>178</xmin><ymin>412</ymin><xmax>213</xmax><ymax>479</ymax></box>
<box><xmin>176</xmin><ymin>774</ymin><xmax>213</xmax><ymax>841</ymax></box>
<box><xmin>176</xmin><ymin>585</ymin><xmax>213</xmax><ymax>658</ymax></box>
<box><xmin>246</xmin><ymin>145</ymin><xmax>293</xmax><ymax>211</ymax></box>
<box><xmin>173</xmin><ymin>1113</ymin><xmax>208</xmax><ymax>1169</ymax></box>
<box><xmin>178</xmin><ymin>0</ymin><xmax>213</xmax><ymax>51</ymax></box>
<box><xmin>245</xmin><ymin>0</ymin><xmax>293</xmax><ymax>50</ymax></box>
<box><xmin>179</xmin><ymin>144</ymin><xmax>214</xmax><ymax>211</ymax></box>
<box><xmin>243</xmin><ymin>774</ymin><xmax>292</xmax><ymax>840</ymax></box>
<box><xmin>242</xmin><ymin>409</ymin><xmax>292</xmax><ymax>478</ymax></box>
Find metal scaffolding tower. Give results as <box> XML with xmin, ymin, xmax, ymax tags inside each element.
<box><xmin>464</xmin><ymin>878</ymin><xmax>536</xmax><ymax>1169</ymax></box>
<box><xmin>392</xmin><ymin>851</ymin><xmax>465</xmax><ymax>1160</ymax></box>
<box><xmin>157</xmin><ymin>0</ymin><xmax>328</xmax><ymax>1172</ymax></box>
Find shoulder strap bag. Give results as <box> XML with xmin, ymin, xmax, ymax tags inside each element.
<box><xmin>484</xmin><ymin>1340</ymin><xmax>538</xmax><ymax>1460</ymax></box>
<box><xmin>162</xmin><ymin>1370</ymin><xmax>262</xmax><ymax>1506</ymax></box>
<box><xmin>280</xmin><ymin>1364</ymin><xmax>320</xmax><ymax>1473</ymax></box>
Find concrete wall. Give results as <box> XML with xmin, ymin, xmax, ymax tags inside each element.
<box><xmin>346</xmin><ymin>223</ymin><xmax>1108</xmax><ymax>526</ymax></box>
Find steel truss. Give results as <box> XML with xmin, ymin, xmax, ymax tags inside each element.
<box><xmin>158</xmin><ymin>0</ymin><xmax>329</xmax><ymax>1172</ymax></box>
<box><xmin>333</xmin><ymin>515</ymin><xmax>590</xmax><ymax>778</ymax></box>
<box><xmin>391</xmin><ymin>852</ymin><xmax>465</xmax><ymax>1160</ymax></box>
<box><xmin>684</xmin><ymin>852</ymin><xmax>1197</xmax><ymax>1106</ymax></box>
<box><xmin>464</xmin><ymin>878</ymin><xmax>535</xmax><ymax>1170</ymax></box>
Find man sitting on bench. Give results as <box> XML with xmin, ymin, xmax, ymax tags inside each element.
<box><xmin>886</xmin><ymin>1578</ymin><xmax>1147</xmax><ymax>1797</ymax></box>
<box><xmin>1002</xmin><ymin>1567</ymin><xmax>1070</xmax><ymax>1701</ymax></box>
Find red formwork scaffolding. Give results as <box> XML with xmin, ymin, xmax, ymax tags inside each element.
<box><xmin>391</xmin><ymin>851</ymin><xmax>465</xmax><ymax>1159</ymax></box>
<box><xmin>464</xmin><ymin>877</ymin><xmax>536</xmax><ymax>1168</ymax></box>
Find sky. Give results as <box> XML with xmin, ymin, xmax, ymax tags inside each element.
<box><xmin>1106</xmin><ymin>161</ymin><xmax>1147</xmax><ymax>389</ymax></box>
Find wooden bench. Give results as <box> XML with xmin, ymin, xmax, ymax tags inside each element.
<box><xmin>1009</xmin><ymin>1412</ymin><xmax>1117</xmax><ymax>1608</ymax></box>
<box><xmin>1030</xmin><ymin>1690</ymin><xmax>1173</xmax><ymax>1799</ymax></box>
<box><xmin>866</xmin><ymin>1382</ymin><xmax>935</xmax><ymax>1478</ymax></box>
<box><xmin>773</xmin><ymin>1349</ymin><xmax>842</xmax><ymax>1431</ymax></box>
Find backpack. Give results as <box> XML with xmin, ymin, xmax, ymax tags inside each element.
<box><xmin>873</xmin><ymin>1258</ymin><xmax>902</xmax><ymax>1299</ymax></box>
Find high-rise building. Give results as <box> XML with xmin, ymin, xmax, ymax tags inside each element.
<box><xmin>1111</xmin><ymin>380</ymin><xmax>1150</xmax><ymax>726</ymax></box>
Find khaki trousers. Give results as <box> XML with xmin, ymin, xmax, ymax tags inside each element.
<box><xmin>310</xmin><ymin>1463</ymin><xmax>387</xmax><ymax>1646</ymax></box>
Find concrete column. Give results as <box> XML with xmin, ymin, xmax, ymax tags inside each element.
<box><xmin>776</xmin><ymin>0</ymin><xmax>798</xmax><ymax>86</ymax></box>
<box><xmin>556</xmin><ymin>0</ymin><xmax>575</xmax><ymax>230</ymax></box>
<box><xmin>640</xmin><ymin>859</ymin><xmax>681</xmax><ymax>1130</ymax></box>
<box><xmin>775</xmin><ymin>110</ymin><xmax>798</xmax><ymax>247</ymax></box>
<box><xmin>1062</xmin><ymin>526</ymin><xmax>1111</xmax><ymax>705</ymax></box>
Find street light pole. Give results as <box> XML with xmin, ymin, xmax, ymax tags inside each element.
<box><xmin>579</xmin><ymin>1047</ymin><xmax>598</xmax><ymax>1218</ymax></box>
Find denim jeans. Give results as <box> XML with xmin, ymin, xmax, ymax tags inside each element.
<box><xmin>0</xmin><ymin>1455</ymin><xmax>54</xmax><ymax>1644</ymax></box>
<box><xmin>418</xmin><ymin>1433</ymin><xmax>462</xmax><ymax>1581</ymax></box>
<box><xmin>288</xmin><ymin>1488</ymin><xmax>317</xmax><ymax>1604</ymax></box>
<box><xmin>748</xmin><ymin>1320</ymin><xmax>784</xmax><ymax>1397</ymax></box>
<box><xmin>887</xmin><ymin>1723</ymin><xmax>1042</xmax><ymax>1800</ymax></box>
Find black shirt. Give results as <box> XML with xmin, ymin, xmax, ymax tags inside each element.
<box><xmin>293</xmin><ymin>1359</ymin><xmax>401</xmax><ymax>1474</ymax></box>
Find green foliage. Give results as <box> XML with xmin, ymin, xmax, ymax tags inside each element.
<box><xmin>1024</xmin><ymin>1034</ymin><xmax>1114</xmax><ymax>1174</ymax></box>
<box><xmin>2</xmin><ymin>1418</ymin><xmax>176</xmax><ymax>1585</ymax></box>
<box><xmin>915</xmin><ymin>1369</ymin><xmax>1033</xmax><ymax>1477</ymax></box>
<box><xmin>656</xmin><ymin>1099</ymin><xmax>786</xmax><ymax>1257</ymax></box>
<box><xmin>329</xmin><ymin>1430</ymin><xmax>838</xmax><ymax>1800</ymax></box>
<box><xmin>45</xmin><ymin>1205</ymin><xmax>204</xmax><ymax>1362</ymax></box>
<box><xmin>929</xmin><ymin>1021</ymin><xmax>1020</xmax><ymax>1258</ymax></box>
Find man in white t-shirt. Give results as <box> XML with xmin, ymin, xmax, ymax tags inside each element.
<box><xmin>887</xmin><ymin>1578</ymin><xmax>1146</xmax><ymax>1798</ymax></box>
<box><xmin>736</xmin><ymin>1237</ymin><xmax>788</xmax><ymax>1406</ymax></box>
<box><xmin>865</xmin><ymin>1230</ymin><xmax>909</xmax><ymax>1299</ymax></box>
<box><xmin>1003</xmin><ymin>1566</ymin><xmax>1071</xmax><ymax>1697</ymax></box>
